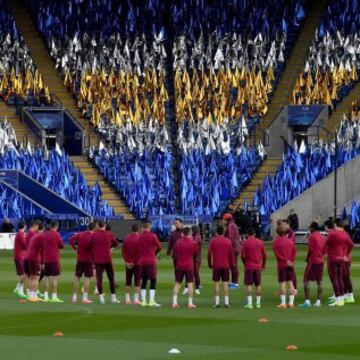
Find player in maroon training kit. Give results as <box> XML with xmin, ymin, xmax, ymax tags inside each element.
<box><xmin>91</xmin><ymin>220</ymin><xmax>119</xmax><ymax>304</ymax></box>
<box><xmin>343</xmin><ymin>238</ymin><xmax>355</xmax><ymax>304</ymax></box>
<box><xmin>13</xmin><ymin>222</ymin><xmax>27</xmax><ymax>299</ymax></box>
<box><xmin>192</xmin><ymin>225</ymin><xmax>202</xmax><ymax>294</ymax></box>
<box><xmin>25</xmin><ymin>222</ymin><xmax>45</xmax><ymax>302</ymax></box>
<box><xmin>42</xmin><ymin>221</ymin><xmax>64</xmax><ymax>303</ymax></box>
<box><xmin>138</xmin><ymin>221</ymin><xmax>162</xmax><ymax>307</ymax></box>
<box><xmin>172</xmin><ymin>227</ymin><xmax>198</xmax><ymax>309</ymax></box>
<box><xmin>167</xmin><ymin>218</ymin><xmax>183</xmax><ymax>258</ymax></box>
<box><xmin>273</xmin><ymin>226</ymin><xmax>296</xmax><ymax>308</ymax></box>
<box><xmin>122</xmin><ymin>224</ymin><xmax>141</xmax><ymax>305</ymax></box>
<box><xmin>70</xmin><ymin>222</ymin><xmax>97</xmax><ymax>304</ymax></box>
<box><xmin>24</xmin><ymin>219</ymin><xmax>41</xmax><ymax>295</ymax></box>
<box><xmin>327</xmin><ymin>219</ymin><xmax>354</xmax><ymax>307</ymax></box>
<box><xmin>223</xmin><ymin>213</ymin><xmax>241</xmax><ymax>289</ymax></box>
<box><xmin>241</xmin><ymin>228</ymin><xmax>267</xmax><ymax>309</ymax></box>
<box><xmin>299</xmin><ymin>222</ymin><xmax>327</xmax><ymax>308</ymax></box>
<box><xmin>208</xmin><ymin>225</ymin><xmax>234</xmax><ymax>308</ymax></box>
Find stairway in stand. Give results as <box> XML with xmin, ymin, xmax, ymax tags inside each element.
<box><xmin>70</xmin><ymin>157</ymin><xmax>135</xmax><ymax>220</ymax></box>
<box><xmin>6</xmin><ymin>0</ymin><xmax>99</xmax><ymax>147</ymax></box>
<box><xmin>232</xmin><ymin>158</ymin><xmax>282</xmax><ymax>207</ymax></box>
<box><xmin>260</xmin><ymin>0</ymin><xmax>328</xmax><ymax>131</ymax></box>
<box><xmin>320</xmin><ymin>81</ymin><xmax>360</xmax><ymax>140</ymax></box>
<box><xmin>0</xmin><ymin>101</ymin><xmax>35</xmax><ymax>146</ymax></box>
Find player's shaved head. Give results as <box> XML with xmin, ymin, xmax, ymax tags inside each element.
<box><xmin>88</xmin><ymin>222</ymin><xmax>97</xmax><ymax>231</ymax></box>
<box><xmin>183</xmin><ymin>227</ymin><xmax>191</xmax><ymax>236</ymax></box>
<box><xmin>335</xmin><ymin>219</ymin><xmax>344</xmax><ymax>228</ymax></box>
<box><xmin>49</xmin><ymin>220</ymin><xmax>59</xmax><ymax>230</ymax></box>
<box><xmin>216</xmin><ymin>225</ymin><xmax>225</xmax><ymax>235</ymax></box>
<box><xmin>18</xmin><ymin>221</ymin><xmax>26</xmax><ymax>230</ymax></box>
<box><xmin>98</xmin><ymin>220</ymin><xmax>106</xmax><ymax>229</ymax></box>
<box><xmin>309</xmin><ymin>222</ymin><xmax>319</xmax><ymax>232</ymax></box>
<box><xmin>192</xmin><ymin>225</ymin><xmax>200</xmax><ymax>234</ymax></box>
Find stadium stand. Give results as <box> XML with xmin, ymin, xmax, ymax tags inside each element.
<box><xmin>293</xmin><ymin>0</ymin><xmax>360</xmax><ymax>110</ymax></box>
<box><xmin>0</xmin><ymin>0</ymin><xmax>51</xmax><ymax>108</ymax></box>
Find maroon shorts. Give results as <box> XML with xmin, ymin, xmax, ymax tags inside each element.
<box><xmin>303</xmin><ymin>263</ymin><xmax>323</xmax><ymax>282</ymax></box>
<box><xmin>212</xmin><ymin>268</ymin><xmax>230</xmax><ymax>282</ymax></box>
<box><xmin>14</xmin><ymin>259</ymin><xmax>25</xmax><ymax>276</ymax></box>
<box><xmin>175</xmin><ymin>269</ymin><xmax>194</xmax><ymax>283</ymax></box>
<box><xmin>126</xmin><ymin>265</ymin><xmax>141</xmax><ymax>287</ymax></box>
<box><xmin>244</xmin><ymin>269</ymin><xmax>261</xmax><ymax>286</ymax></box>
<box><xmin>25</xmin><ymin>259</ymin><xmax>41</xmax><ymax>276</ymax></box>
<box><xmin>141</xmin><ymin>264</ymin><xmax>157</xmax><ymax>281</ymax></box>
<box><xmin>75</xmin><ymin>261</ymin><xmax>93</xmax><ymax>278</ymax></box>
<box><xmin>44</xmin><ymin>262</ymin><xmax>61</xmax><ymax>276</ymax></box>
<box><xmin>278</xmin><ymin>266</ymin><xmax>295</xmax><ymax>283</ymax></box>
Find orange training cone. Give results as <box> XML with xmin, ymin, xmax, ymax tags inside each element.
<box><xmin>258</xmin><ymin>318</ymin><xmax>268</xmax><ymax>323</ymax></box>
<box><xmin>53</xmin><ymin>331</ymin><xmax>64</xmax><ymax>337</ymax></box>
<box><xmin>286</xmin><ymin>345</ymin><xmax>298</xmax><ymax>351</ymax></box>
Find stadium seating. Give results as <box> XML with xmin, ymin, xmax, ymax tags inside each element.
<box><xmin>0</xmin><ymin>182</ymin><xmax>47</xmax><ymax>218</ymax></box>
<box><xmin>0</xmin><ymin>147</ymin><xmax>115</xmax><ymax>217</ymax></box>
<box><xmin>24</xmin><ymin>0</ymin><xmax>308</xmax><ymax>220</ymax></box>
<box><xmin>0</xmin><ymin>0</ymin><xmax>51</xmax><ymax>108</ymax></box>
<box><xmin>254</xmin><ymin>138</ymin><xmax>360</xmax><ymax>227</ymax></box>
<box><xmin>293</xmin><ymin>0</ymin><xmax>360</xmax><ymax>108</ymax></box>
<box><xmin>0</xmin><ymin>121</ymin><xmax>114</xmax><ymax>217</ymax></box>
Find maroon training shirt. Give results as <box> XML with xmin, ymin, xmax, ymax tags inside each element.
<box><xmin>207</xmin><ymin>235</ymin><xmax>234</xmax><ymax>269</ymax></box>
<box><xmin>167</xmin><ymin>229</ymin><xmax>183</xmax><ymax>257</ymax></box>
<box><xmin>224</xmin><ymin>221</ymin><xmax>241</xmax><ymax>253</ymax></box>
<box><xmin>42</xmin><ymin>230</ymin><xmax>64</xmax><ymax>263</ymax></box>
<box><xmin>173</xmin><ymin>236</ymin><xmax>198</xmax><ymax>271</ymax></box>
<box><xmin>327</xmin><ymin>229</ymin><xmax>354</xmax><ymax>262</ymax></box>
<box><xmin>26</xmin><ymin>233</ymin><xmax>44</xmax><ymax>263</ymax></box>
<box><xmin>122</xmin><ymin>233</ymin><xmax>140</xmax><ymax>265</ymax></box>
<box><xmin>240</xmin><ymin>236</ymin><xmax>267</xmax><ymax>270</ymax></box>
<box><xmin>69</xmin><ymin>231</ymin><xmax>93</xmax><ymax>262</ymax></box>
<box><xmin>307</xmin><ymin>231</ymin><xmax>327</xmax><ymax>264</ymax></box>
<box><xmin>25</xmin><ymin>229</ymin><xmax>36</xmax><ymax>248</ymax></box>
<box><xmin>14</xmin><ymin>230</ymin><xmax>27</xmax><ymax>260</ymax></box>
<box><xmin>138</xmin><ymin>230</ymin><xmax>162</xmax><ymax>266</ymax></box>
<box><xmin>192</xmin><ymin>233</ymin><xmax>202</xmax><ymax>263</ymax></box>
<box><xmin>91</xmin><ymin>229</ymin><xmax>118</xmax><ymax>264</ymax></box>
<box><xmin>273</xmin><ymin>236</ymin><xmax>296</xmax><ymax>269</ymax></box>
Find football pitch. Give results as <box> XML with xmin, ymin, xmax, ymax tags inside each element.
<box><xmin>0</xmin><ymin>245</ymin><xmax>359</xmax><ymax>360</ymax></box>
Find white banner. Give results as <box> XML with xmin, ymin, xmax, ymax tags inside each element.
<box><xmin>0</xmin><ymin>233</ymin><xmax>16</xmax><ymax>250</ymax></box>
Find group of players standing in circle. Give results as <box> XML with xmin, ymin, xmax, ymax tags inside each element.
<box><xmin>11</xmin><ymin>214</ymin><xmax>355</xmax><ymax>308</ymax></box>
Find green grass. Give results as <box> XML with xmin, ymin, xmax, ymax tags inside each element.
<box><xmin>0</xmin><ymin>245</ymin><xmax>360</xmax><ymax>360</ymax></box>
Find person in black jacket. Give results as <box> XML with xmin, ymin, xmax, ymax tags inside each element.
<box><xmin>1</xmin><ymin>218</ymin><xmax>15</xmax><ymax>233</ymax></box>
<box><xmin>287</xmin><ymin>209</ymin><xmax>299</xmax><ymax>231</ymax></box>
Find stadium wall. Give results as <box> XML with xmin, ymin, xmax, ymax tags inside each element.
<box><xmin>270</xmin><ymin>155</ymin><xmax>360</xmax><ymax>234</ymax></box>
